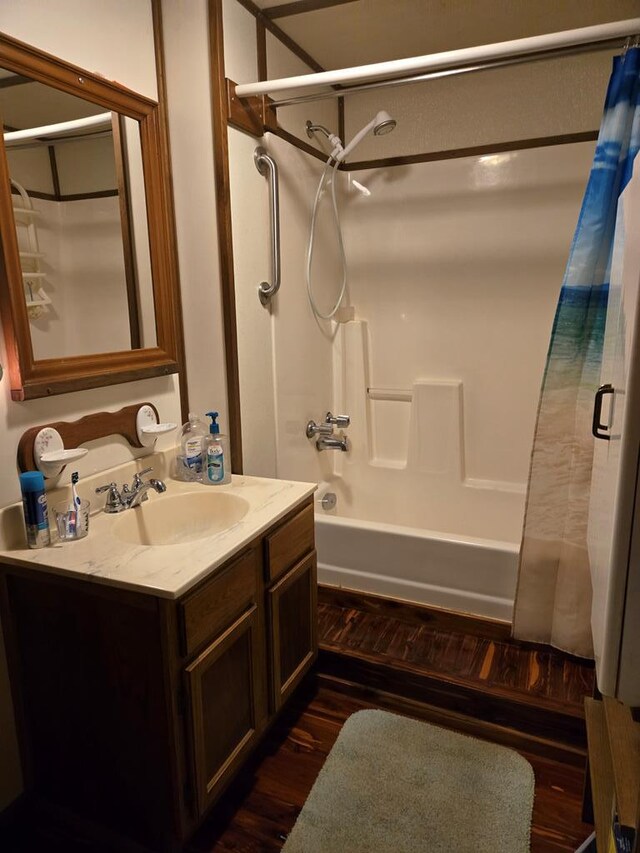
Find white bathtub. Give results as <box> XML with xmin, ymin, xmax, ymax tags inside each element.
<box><xmin>315</xmin><ymin>513</ymin><xmax>519</xmax><ymax>622</ymax></box>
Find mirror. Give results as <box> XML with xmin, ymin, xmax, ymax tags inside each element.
<box><xmin>0</xmin><ymin>32</ymin><xmax>183</xmax><ymax>400</ymax></box>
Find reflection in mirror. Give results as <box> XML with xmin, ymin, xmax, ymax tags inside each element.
<box><xmin>0</xmin><ymin>70</ymin><xmax>157</xmax><ymax>360</ymax></box>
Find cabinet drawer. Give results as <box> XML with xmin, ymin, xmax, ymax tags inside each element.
<box><xmin>265</xmin><ymin>502</ymin><xmax>314</xmax><ymax>584</ymax></box>
<box><xmin>181</xmin><ymin>548</ymin><xmax>258</xmax><ymax>657</ymax></box>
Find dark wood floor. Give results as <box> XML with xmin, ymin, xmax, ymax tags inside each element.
<box><xmin>3</xmin><ymin>589</ymin><xmax>597</xmax><ymax>852</ymax></box>
<box><xmin>189</xmin><ymin>678</ymin><xmax>594</xmax><ymax>852</ymax></box>
<box><xmin>317</xmin><ymin>589</ymin><xmax>595</xmax><ymax>712</ymax></box>
<box><xmin>195</xmin><ymin>592</ymin><xmax>596</xmax><ymax>852</ymax></box>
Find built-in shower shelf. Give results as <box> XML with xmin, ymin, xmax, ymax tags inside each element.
<box><xmin>21</xmin><ymin>272</ymin><xmax>46</xmax><ymax>279</ymax></box>
<box><xmin>367</xmin><ymin>387</ymin><xmax>413</xmax><ymax>402</ymax></box>
<box><xmin>19</xmin><ymin>251</ymin><xmax>44</xmax><ymax>260</ymax></box>
<box><xmin>12</xmin><ymin>206</ymin><xmax>39</xmax><ymax>217</ymax></box>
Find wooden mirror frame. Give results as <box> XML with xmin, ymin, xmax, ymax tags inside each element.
<box><xmin>0</xmin><ymin>31</ymin><xmax>185</xmax><ymax>400</ymax></box>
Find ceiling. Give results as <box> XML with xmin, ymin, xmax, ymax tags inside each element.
<box><xmin>252</xmin><ymin>0</ymin><xmax>639</xmax><ymax>71</ymax></box>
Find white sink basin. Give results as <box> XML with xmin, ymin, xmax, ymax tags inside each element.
<box><xmin>112</xmin><ymin>491</ymin><xmax>250</xmax><ymax>546</ymax></box>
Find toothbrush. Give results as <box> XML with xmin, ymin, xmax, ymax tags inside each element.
<box><xmin>68</xmin><ymin>471</ymin><xmax>80</xmax><ymax>536</ymax></box>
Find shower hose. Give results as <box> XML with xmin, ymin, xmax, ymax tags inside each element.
<box><xmin>306</xmin><ymin>155</ymin><xmax>347</xmax><ymax>321</ymax></box>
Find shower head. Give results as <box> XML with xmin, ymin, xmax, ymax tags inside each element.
<box><xmin>373</xmin><ymin>110</ymin><xmax>397</xmax><ymax>136</ymax></box>
<box><xmin>336</xmin><ymin>110</ymin><xmax>397</xmax><ymax>162</ymax></box>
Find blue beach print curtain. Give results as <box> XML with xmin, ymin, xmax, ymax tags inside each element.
<box><xmin>513</xmin><ymin>48</ymin><xmax>640</xmax><ymax>657</ymax></box>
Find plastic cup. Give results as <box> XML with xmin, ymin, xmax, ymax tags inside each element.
<box><xmin>53</xmin><ymin>499</ymin><xmax>90</xmax><ymax>542</ymax></box>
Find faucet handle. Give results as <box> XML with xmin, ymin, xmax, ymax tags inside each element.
<box><xmin>306</xmin><ymin>420</ymin><xmax>334</xmax><ymax>439</ymax></box>
<box><xmin>95</xmin><ymin>482</ymin><xmax>124</xmax><ymax>513</ymax></box>
<box><xmin>131</xmin><ymin>467</ymin><xmax>153</xmax><ymax>487</ymax></box>
<box><xmin>326</xmin><ymin>411</ymin><xmax>350</xmax><ymax>428</ymax></box>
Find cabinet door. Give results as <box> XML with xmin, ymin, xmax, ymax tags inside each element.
<box><xmin>268</xmin><ymin>551</ymin><xmax>318</xmax><ymax>712</ymax></box>
<box><xmin>185</xmin><ymin>605</ymin><xmax>263</xmax><ymax>817</ymax></box>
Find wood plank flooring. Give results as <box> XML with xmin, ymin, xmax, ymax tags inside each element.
<box><xmin>189</xmin><ymin>678</ymin><xmax>595</xmax><ymax>852</ymax></box>
<box><xmin>2</xmin><ymin>589</ymin><xmax>597</xmax><ymax>852</ymax></box>
<box><xmin>318</xmin><ymin>589</ymin><xmax>594</xmax><ymax>711</ymax></box>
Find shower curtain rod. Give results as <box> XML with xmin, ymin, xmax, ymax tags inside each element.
<box><xmin>267</xmin><ymin>39</ymin><xmax>629</xmax><ymax>108</ymax></box>
<box><xmin>234</xmin><ymin>17</ymin><xmax>640</xmax><ymax>102</ymax></box>
<box><xmin>3</xmin><ymin>112</ymin><xmax>112</xmax><ymax>146</ymax></box>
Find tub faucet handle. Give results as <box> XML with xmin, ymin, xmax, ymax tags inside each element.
<box><xmin>326</xmin><ymin>411</ymin><xmax>350</xmax><ymax>428</ymax></box>
<box><xmin>306</xmin><ymin>419</ymin><xmax>334</xmax><ymax>439</ymax></box>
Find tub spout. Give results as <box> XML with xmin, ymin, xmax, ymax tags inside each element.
<box><xmin>316</xmin><ymin>436</ymin><xmax>349</xmax><ymax>452</ymax></box>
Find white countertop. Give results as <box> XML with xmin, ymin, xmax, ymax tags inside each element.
<box><xmin>0</xmin><ymin>453</ymin><xmax>316</xmax><ymax>599</ymax></box>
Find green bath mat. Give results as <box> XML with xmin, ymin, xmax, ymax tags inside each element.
<box><xmin>282</xmin><ymin>709</ymin><xmax>534</xmax><ymax>852</ymax></box>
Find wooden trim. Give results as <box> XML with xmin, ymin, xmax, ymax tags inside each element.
<box><xmin>343</xmin><ymin>130</ymin><xmax>600</xmax><ymax>171</ymax></box>
<box><xmin>0</xmin><ymin>28</ymin><xmax>185</xmax><ymax>401</ymax></box>
<box><xmin>265</xmin><ymin>0</ymin><xmax>359</xmax><ymax>18</ymax></box>
<box><xmin>270</xmin><ymin>124</ymin><xmax>328</xmax><ymax>162</ymax></box>
<box><xmin>209</xmin><ymin>0</ymin><xmax>243</xmax><ymax>473</ymax></box>
<box><xmin>320</xmin><ymin>672</ymin><xmax>588</xmax><ymax>767</ymax></box>
<box><xmin>151</xmin><ymin>0</ymin><xmax>190</xmax><ymax>425</ymax></box>
<box><xmin>10</xmin><ymin>187</ymin><xmax>119</xmax><ymax>202</ymax></box>
<box><xmin>47</xmin><ymin>146</ymin><xmax>61</xmax><ymax>199</ymax></box>
<box><xmin>0</xmin><ymin>73</ymin><xmax>31</xmax><ymax>89</ymax></box>
<box><xmin>226</xmin><ymin>79</ymin><xmax>265</xmax><ymax>136</ymax></box>
<box><xmin>234</xmin><ymin>0</ymin><xmax>325</xmax><ymax>74</ymax></box>
<box><xmin>0</xmin><ymin>32</ymin><xmax>156</xmax><ymax>117</ymax></box>
<box><xmin>112</xmin><ymin>113</ymin><xmax>141</xmax><ymax>350</ymax></box>
<box><xmin>318</xmin><ymin>584</ymin><xmax>513</xmax><ymax>642</ymax></box>
<box><xmin>256</xmin><ymin>19</ymin><xmax>267</xmax><ymax>81</ymax></box>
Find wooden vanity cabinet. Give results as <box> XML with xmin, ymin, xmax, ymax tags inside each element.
<box><xmin>0</xmin><ymin>497</ymin><xmax>316</xmax><ymax>852</ymax></box>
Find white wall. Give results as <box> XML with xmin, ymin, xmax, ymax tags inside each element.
<box><xmin>161</xmin><ymin>0</ymin><xmax>229</xmax><ymax>426</ymax></box>
<box><xmin>0</xmin><ymin>0</ymin><xmax>183</xmax><ymax>812</ymax></box>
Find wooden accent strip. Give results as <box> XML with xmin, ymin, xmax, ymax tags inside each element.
<box><xmin>320</xmin><ymin>672</ymin><xmax>588</xmax><ymax>767</ymax></box>
<box><xmin>585</xmin><ymin>698</ymin><xmax>615</xmax><ymax>853</ymax></box>
<box><xmin>266</xmin><ymin>502</ymin><xmax>315</xmax><ymax>583</ymax></box>
<box><xmin>319</xmin><ymin>646</ymin><xmax>588</xmax><ymax>747</ymax></box>
<box><xmin>603</xmin><ymin>696</ymin><xmax>640</xmax><ymax>827</ymax></box>
<box><xmin>181</xmin><ymin>548</ymin><xmax>258</xmax><ymax>657</ymax></box>
<box><xmin>265</xmin><ymin>0</ymin><xmax>359</xmax><ymax>18</ymax></box>
<box><xmin>318</xmin><ymin>584</ymin><xmax>513</xmax><ymax>642</ymax></box>
<box><xmin>113</xmin><ymin>113</ymin><xmax>141</xmax><ymax>350</ymax></box>
<box><xmin>343</xmin><ymin>130</ymin><xmax>599</xmax><ymax>171</ymax></box>
<box><xmin>256</xmin><ymin>18</ymin><xmax>267</xmax><ymax>81</ymax></box>
<box><xmin>269</xmin><ymin>124</ymin><xmax>328</xmax><ymax>162</ymax></box>
<box><xmin>0</xmin><ymin>31</ymin><xmax>156</xmax><ymax>118</ymax></box>
<box><xmin>16</xmin><ymin>402</ymin><xmax>159</xmax><ymax>471</ymax></box>
<box><xmin>209</xmin><ymin>0</ymin><xmax>243</xmax><ymax>473</ymax></box>
<box><xmin>0</xmin><ymin>73</ymin><xmax>32</xmax><ymax>89</ymax></box>
<box><xmin>337</xmin><ymin>96</ymin><xmax>345</xmax><ymax>147</ymax></box>
<box><xmin>47</xmin><ymin>146</ymin><xmax>61</xmax><ymax>199</ymax></box>
<box><xmin>151</xmin><ymin>0</ymin><xmax>190</xmax><ymax>424</ymax></box>
<box><xmin>226</xmin><ymin>79</ymin><xmax>265</xmax><ymax>136</ymax></box>
<box><xmin>234</xmin><ymin>0</ymin><xmax>326</xmax><ymax>74</ymax></box>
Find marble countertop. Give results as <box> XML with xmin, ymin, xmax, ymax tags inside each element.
<box><xmin>0</xmin><ymin>453</ymin><xmax>316</xmax><ymax>598</ymax></box>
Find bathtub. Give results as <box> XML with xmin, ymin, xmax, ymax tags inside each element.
<box><xmin>315</xmin><ymin>513</ymin><xmax>519</xmax><ymax>622</ymax></box>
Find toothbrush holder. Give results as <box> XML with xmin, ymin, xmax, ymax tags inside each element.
<box><xmin>52</xmin><ymin>499</ymin><xmax>91</xmax><ymax>542</ymax></box>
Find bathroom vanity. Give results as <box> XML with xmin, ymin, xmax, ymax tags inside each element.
<box><xmin>0</xmin><ymin>466</ymin><xmax>317</xmax><ymax>851</ymax></box>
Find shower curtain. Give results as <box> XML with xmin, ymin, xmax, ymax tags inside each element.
<box><xmin>512</xmin><ymin>47</ymin><xmax>640</xmax><ymax>658</ymax></box>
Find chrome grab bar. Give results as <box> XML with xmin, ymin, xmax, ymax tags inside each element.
<box><xmin>254</xmin><ymin>147</ymin><xmax>281</xmax><ymax>306</ymax></box>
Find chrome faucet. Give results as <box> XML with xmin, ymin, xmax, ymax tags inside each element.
<box><xmin>96</xmin><ymin>467</ymin><xmax>167</xmax><ymax>513</ymax></box>
<box><xmin>316</xmin><ymin>435</ymin><xmax>349</xmax><ymax>452</ymax></box>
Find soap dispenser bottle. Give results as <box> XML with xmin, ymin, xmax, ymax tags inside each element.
<box><xmin>203</xmin><ymin>412</ymin><xmax>231</xmax><ymax>485</ymax></box>
<box><xmin>176</xmin><ymin>412</ymin><xmax>206</xmax><ymax>481</ymax></box>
